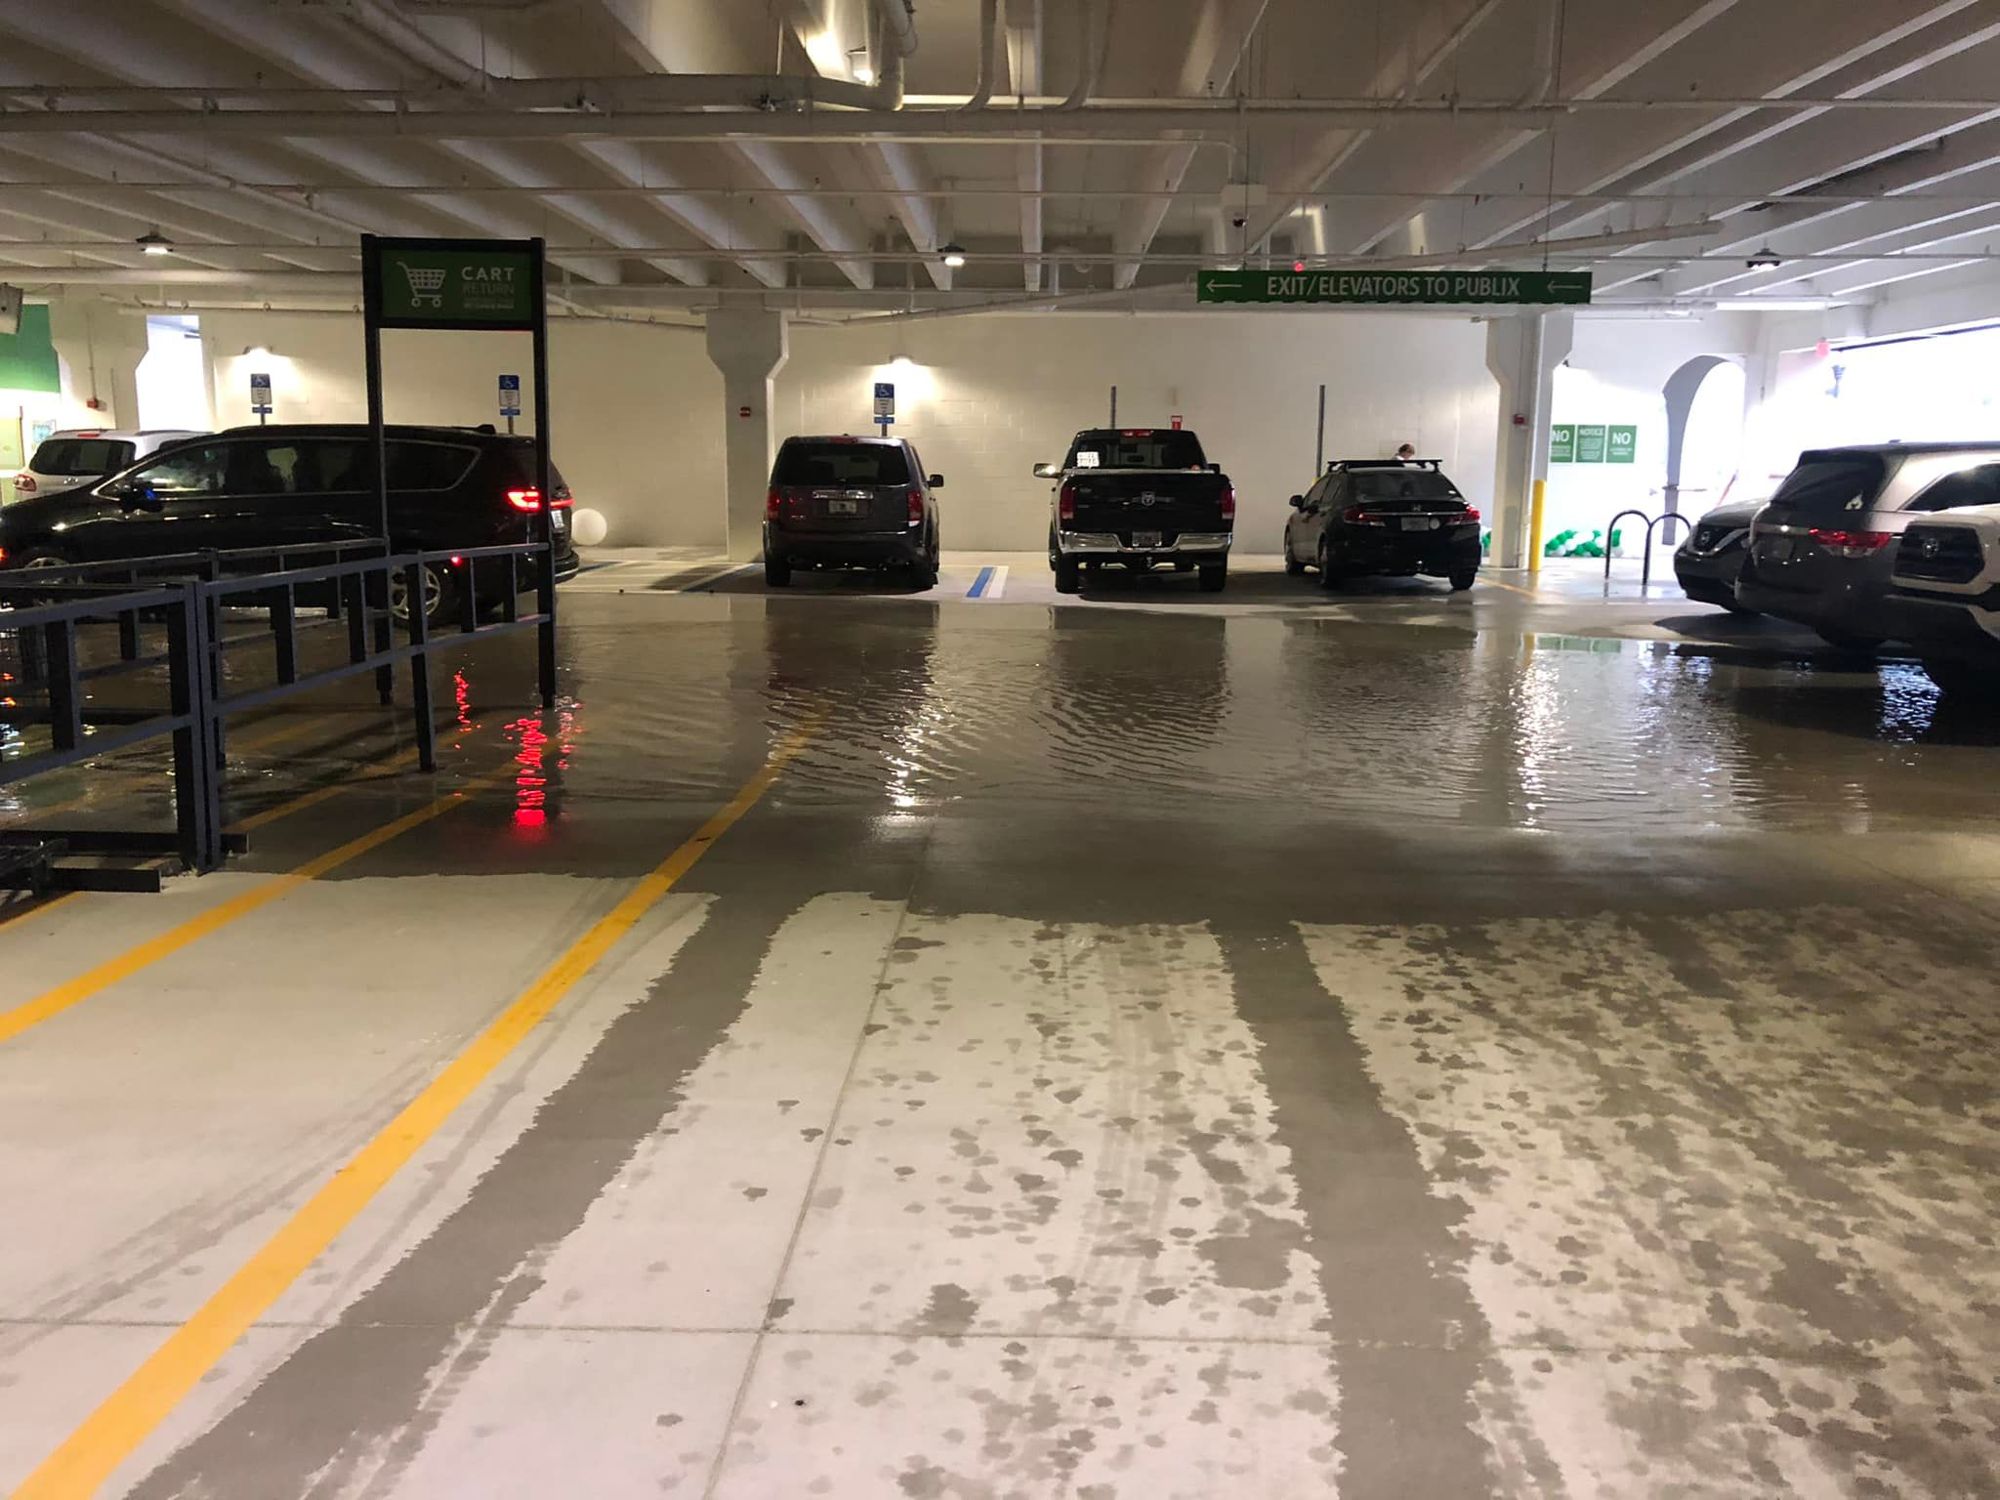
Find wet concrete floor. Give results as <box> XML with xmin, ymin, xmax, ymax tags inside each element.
<box><xmin>2</xmin><ymin>572</ymin><xmax>1997</xmax><ymax>1498</ymax></box>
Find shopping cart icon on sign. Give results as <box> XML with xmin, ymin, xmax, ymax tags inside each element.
<box><xmin>402</xmin><ymin>264</ymin><xmax>447</xmax><ymax>309</ymax></box>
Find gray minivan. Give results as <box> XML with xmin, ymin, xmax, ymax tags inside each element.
<box><xmin>1735</xmin><ymin>443</ymin><xmax>2000</xmax><ymax>647</ymax></box>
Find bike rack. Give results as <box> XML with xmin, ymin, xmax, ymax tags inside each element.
<box><xmin>0</xmin><ymin>538</ymin><xmax>553</xmax><ymax>887</ymax></box>
<box><xmin>1602</xmin><ymin>509</ymin><xmax>1688</xmax><ymax>588</ymax></box>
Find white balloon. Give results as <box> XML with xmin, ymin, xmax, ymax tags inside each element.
<box><xmin>570</xmin><ymin>507</ymin><xmax>609</xmax><ymax>547</ymax></box>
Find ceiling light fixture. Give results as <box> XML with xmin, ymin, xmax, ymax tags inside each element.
<box><xmin>940</xmin><ymin>243</ymin><xmax>967</xmax><ymax>268</ymax></box>
<box><xmin>1745</xmin><ymin>245</ymin><xmax>1782</xmax><ymax>269</ymax></box>
<box><xmin>136</xmin><ymin>229</ymin><xmax>174</xmax><ymax>256</ymax></box>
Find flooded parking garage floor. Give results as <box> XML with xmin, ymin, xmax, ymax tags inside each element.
<box><xmin>2</xmin><ymin>570</ymin><xmax>1997</xmax><ymax>1499</ymax></box>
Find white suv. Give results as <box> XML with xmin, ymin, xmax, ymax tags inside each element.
<box><xmin>1883</xmin><ymin>503</ymin><xmax>2000</xmax><ymax>697</ymax></box>
<box><xmin>13</xmin><ymin>428</ymin><xmax>207</xmax><ymax>502</ymax></box>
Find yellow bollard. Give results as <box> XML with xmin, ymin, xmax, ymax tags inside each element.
<box><xmin>1526</xmin><ymin>478</ymin><xmax>1547</xmax><ymax>575</ymax></box>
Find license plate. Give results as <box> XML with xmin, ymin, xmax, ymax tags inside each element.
<box><xmin>827</xmin><ymin>498</ymin><xmax>861</xmax><ymax>515</ymax></box>
<box><xmin>552</xmin><ymin>509</ymin><xmax>568</xmax><ymax>535</ymax></box>
<box><xmin>1131</xmin><ymin>530</ymin><xmax>1162</xmax><ymax>549</ymax></box>
<box><xmin>1763</xmin><ymin>536</ymin><xmax>1794</xmax><ymax>561</ymax></box>
<box><xmin>1400</xmin><ymin>516</ymin><xmax>1434</xmax><ymax>532</ymax></box>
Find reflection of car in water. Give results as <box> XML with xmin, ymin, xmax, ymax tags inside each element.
<box><xmin>1282</xmin><ymin>458</ymin><xmax>1480</xmax><ymax>591</ymax></box>
<box><xmin>1880</xmin><ymin>502</ymin><xmax>2000</xmax><ymax>698</ymax></box>
<box><xmin>1042</xmin><ymin>610</ymin><xmax>1229</xmax><ymax>797</ymax></box>
<box><xmin>1673</xmin><ymin>498</ymin><xmax>1761</xmax><ymax>613</ymax></box>
<box><xmin>1736</xmin><ymin>443</ymin><xmax>2000</xmax><ymax>649</ymax></box>
<box><xmin>1039</xmin><ymin>427</ymin><xmax>1235</xmax><ymax>593</ymax></box>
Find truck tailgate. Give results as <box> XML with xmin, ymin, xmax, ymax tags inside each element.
<box><xmin>1067</xmin><ymin>471</ymin><xmax>1228</xmax><ymax>533</ymax></box>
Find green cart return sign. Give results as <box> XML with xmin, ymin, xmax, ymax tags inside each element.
<box><xmin>1196</xmin><ymin>268</ymin><xmax>1591</xmax><ymax>306</ymax></box>
<box><xmin>369</xmin><ymin>238</ymin><xmax>537</xmax><ymax>330</ymax></box>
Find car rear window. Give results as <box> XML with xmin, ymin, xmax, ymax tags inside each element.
<box><xmin>1349</xmin><ymin>470</ymin><xmax>1463</xmax><ymax>501</ymax></box>
<box><xmin>772</xmin><ymin>441</ymin><xmax>912</xmax><ymax>486</ymax></box>
<box><xmin>1765</xmin><ymin>455</ymin><xmax>1889</xmax><ymax>519</ymax></box>
<box><xmin>30</xmin><ymin>438</ymin><xmax>135</xmax><ymax>476</ymax></box>
<box><xmin>1067</xmin><ymin>432</ymin><xmax>1207</xmax><ymax>469</ymax></box>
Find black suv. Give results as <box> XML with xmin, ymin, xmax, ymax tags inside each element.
<box><xmin>763</xmin><ymin>435</ymin><xmax>942</xmax><ymax>588</ymax></box>
<box><xmin>0</xmin><ymin>424</ymin><xmax>579</xmax><ymax>622</ymax></box>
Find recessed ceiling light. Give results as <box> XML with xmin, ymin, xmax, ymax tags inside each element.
<box><xmin>1745</xmin><ymin>245</ymin><xmax>1782</xmax><ymax>269</ymax></box>
<box><xmin>136</xmin><ymin>229</ymin><xmax>174</xmax><ymax>256</ymax></box>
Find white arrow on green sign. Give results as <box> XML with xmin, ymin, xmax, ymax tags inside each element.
<box><xmin>1197</xmin><ymin>268</ymin><xmax>1591</xmax><ymax>305</ymax></box>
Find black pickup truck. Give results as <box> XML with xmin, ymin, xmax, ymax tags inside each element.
<box><xmin>1038</xmin><ymin>427</ymin><xmax>1235</xmax><ymax>593</ymax></box>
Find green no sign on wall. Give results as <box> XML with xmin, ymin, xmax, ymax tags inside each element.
<box><xmin>1607</xmin><ymin>424</ymin><xmax>1637</xmax><ymax>463</ymax></box>
<box><xmin>1551</xmin><ymin>422</ymin><xmax>1637</xmax><ymax>464</ymax></box>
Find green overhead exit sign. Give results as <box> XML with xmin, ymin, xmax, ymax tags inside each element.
<box><xmin>1196</xmin><ymin>268</ymin><xmax>1592</xmax><ymax>306</ymax></box>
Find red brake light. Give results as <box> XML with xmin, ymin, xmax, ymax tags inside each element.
<box><xmin>1120</xmin><ymin>429</ymin><xmax>1151</xmax><ymax>438</ymax></box>
<box><xmin>13</xmin><ymin>473</ymin><xmax>32</xmax><ymax>493</ymax></box>
<box><xmin>1342</xmin><ymin>505</ymin><xmax>1382</xmax><ymax>525</ymax></box>
<box><xmin>1220</xmin><ymin>486</ymin><xmax>1235</xmax><ymax>521</ymax></box>
<box><xmin>1807</xmin><ymin>527</ymin><xmax>1892</xmax><ymax>557</ymax></box>
<box><xmin>766</xmin><ymin>487</ymin><xmax>782</xmax><ymax>520</ymax></box>
<box><xmin>907</xmin><ymin>487</ymin><xmax>924</xmax><ymax>525</ymax></box>
<box><xmin>1058</xmin><ymin>480</ymin><xmax>1077</xmax><ymax>523</ymax></box>
<box><xmin>1462</xmin><ymin>507</ymin><xmax>1480</xmax><ymax>524</ymax></box>
<box><xmin>506</xmin><ymin>487</ymin><xmax>541</xmax><ymax>512</ymax></box>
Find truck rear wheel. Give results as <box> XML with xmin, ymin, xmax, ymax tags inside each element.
<box><xmin>1051</xmin><ymin>533</ymin><xmax>1081</xmax><ymax>594</ymax></box>
<box><xmin>1198</xmin><ymin>562</ymin><xmax>1227</xmax><ymax>593</ymax></box>
<box><xmin>764</xmin><ymin>552</ymin><xmax>791</xmax><ymax>587</ymax></box>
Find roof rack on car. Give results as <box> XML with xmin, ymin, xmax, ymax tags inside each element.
<box><xmin>1327</xmin><ymin>457</ymin><xmax>1441</xmax><ymax>471</ymax></box>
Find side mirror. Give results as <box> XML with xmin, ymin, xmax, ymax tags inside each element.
<box><xmin>927</xmin><ymin>473</ymin><xmax>944</xmax><ymax>488</ymax></box>
<box><xmin>1033</xmin><ymin>462</ymin><xmax>1059</xmax><ymax>479</ymax></box>
<box><xmin>1289</xmin><ymin>494</ymin><xmax>1305</xmax><ymax>509</ymax></box>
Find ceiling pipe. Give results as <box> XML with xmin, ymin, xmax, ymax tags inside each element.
<box><xmin>959</xmin><ymin>0</ymin><xmax>999</xmax><ymax>112</ymax></box>
<box><xmin>1059</xmin><ymin>0</ymin><xmax>1100</xmax><ymax>110</ymax></box>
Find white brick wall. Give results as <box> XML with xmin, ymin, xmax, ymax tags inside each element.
<box><xmin>781</xmin><ymin>312</ymin><xmax>1500</xmax><ymax>553</ymax></box>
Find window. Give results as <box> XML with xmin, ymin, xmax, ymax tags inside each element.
<box><xmin>1066</xmin><ymin>432</ymin><xmax>1208</xmax><ymax>470</ymax></box>
<box><xmin>772</xmin><ymin>441</ymin><xmax>914</xmax><ymax>486</ymax></box>
<box><xmin>1304</xmin><ymin>477</ymin><xmax>1332</xmax><ymax>508</ymax></box>
<box><xmin>130</xmin><ymin>443</ymin><xmax>227</xmax><ymax>497</ymax></box>
<box><xmin>1765</xmin><ymin>456</ymin><xmax>1888</xmax><ymax>519</ymax></box>
<box><xmin>30</xmin><ymin>438</ymin><xmax>135</xmax><ymax>476</ymax></box>
<box><xmin>1907</xmin><ymin>462</ymin><xmax>2000</xmax><ymax>512</ymax></box>
<box><xmin>225</xmin><ymin>443</ymin><xmax>309</xmax><ymax>494</ymax></box>
<box><xmin>1349</xmin><ymin>470</ymin><xmax>1462</xmax><ymax>501</ymax></box>
<box><xmin>386</xmin><ymin>441</ymin><xmax>477</xmax><ymax>491</ymax></box>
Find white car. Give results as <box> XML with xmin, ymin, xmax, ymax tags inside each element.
<box><xmin>13</xmin><ymin>428</ymin><xmax>207</xmax><ymax>501</ymax></box>
<box><xmin>1882</xmin><ymin>502</ymin><xmax>2000</xmax><ymax>697</ymax></box>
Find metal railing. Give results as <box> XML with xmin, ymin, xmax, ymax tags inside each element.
<box><xmin>1603</xmin><ymin>509</ymin><xmax>1688</xmax><ymax>588</ymax></box>
<box><xmin>0</xmin><ymin>539</ymin><xmax>552</xmax><ymax>886</ymax></box>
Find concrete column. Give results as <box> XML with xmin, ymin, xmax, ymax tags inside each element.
<box><xmin>705</xmin><ymin>308</ymin><xmax>789</xmax><ymax>561</ymax></box>
<box><xmin>48</xmin><ymin>300</ymin><xmax>148</xmax><ymax>428</ymax></box>
<box><xmin>1483</xmin><ymin>310</ymin><xmax>1573</xmax><ymax>569</ymax></box>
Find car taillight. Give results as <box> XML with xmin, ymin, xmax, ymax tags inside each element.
<box><xmin>1342</xmin><ymin>505</ymin><xmax>1383</xmax><ymax>525</ymax></box>
<box><xmin>13</xmin><ymin>473</ymin><xmax>33</xmax><ymax>493</ymax></box>
<box><xmin>1220</xmin><ymin>486</ymin><xmax>1235</xmax><ymax>522</ymax></box>
<box><xmin>908</xmin><ymin>487</ymin><xmax>924</xmax><ymax>525</ymax></box>
<box><xmin>506</xmin><ymin>487</ymin><xmax>542</xmax><ymax>512</ymax></box>
<box><xmin>766</xmin><ymin>487</ymin><xmax>782</xmax><ymax>520</ymax></box>
<box><xmin>1058</xmin><ymin>481</ymin><xmax>1077</xmax><ymax>523</ymax></box>
<box><xmin>1461</xmin><ymin>507</ymin><xmax>1480</xmax><ymax>524</ymax></box>
<box><xmin>1807</xmin><ymin>527</ymin><xmax>1892</xmax><ymax>558</ymax></box>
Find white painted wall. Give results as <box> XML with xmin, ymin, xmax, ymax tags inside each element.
<box><xmin>780</xmin><ymin>312</ymin><xmax>1500</xmax><ymax>553</ymax></box>
<box><xmin>197</xmin><ymin>311</ymin><xmax>724</xmax><ymax>547</ymax></box>
<box><xmin>1544</xmin><ymin>312</ymin><xmax>1757</xmax><ymax>543</ymax></box>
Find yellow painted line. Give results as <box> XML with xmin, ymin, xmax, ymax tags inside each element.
<box><xmin>0</xmin><ymin>771</ymin><xmax>502</xmax><ymax>1050</ymax></box>
<box><xmin>1480</xmin><ymin>576</ymin><xmax>1538</xmax><ymax>598</ymax></box>
<box><xmin>12</xmin><ymin>720</ymin><xmax>818</xmax><ymax>1500</ymax></box>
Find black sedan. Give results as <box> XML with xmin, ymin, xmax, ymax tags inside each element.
<box><xmin>1283</xmin><ymin>458</ymin><xmax>1480</xmax><ymax>590</ymax></box>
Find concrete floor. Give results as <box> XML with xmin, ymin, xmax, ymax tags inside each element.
<box><xmin>2</xmin><ymin>561</ymin><xmax>1997</xmax><ymax>1498</ymax></box>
